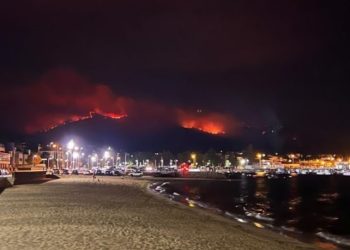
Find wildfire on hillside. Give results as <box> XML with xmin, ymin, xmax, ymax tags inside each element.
<box><xmin>39</xmin><ymin>111</ymin><xmax>127</xmax><ymax>133</ymax></box>
<box><xmin>1</xmin><ymin>69</ymin><xmax>240</xmax><ymax>136</ymax></box>
<box><xmin>177</xmin><ymin>109</ymin><xmax>239</xmax><ymax>135</ymax></box>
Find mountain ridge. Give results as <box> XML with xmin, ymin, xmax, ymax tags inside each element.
<box><xmin>25</xmin><ymin>114</ymin><xmax>238</xmax><ymax>152</ymax></box>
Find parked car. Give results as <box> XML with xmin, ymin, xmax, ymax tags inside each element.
<box><xmin>0</xmin><ymin>169</ymin><xmax>10</xmax><ymax>175</ymax></box>
<box><xmin>62</xmin><ymin>169</ymin><xmax>70</xmax><ymax>175</ymax></box>
<box><xmin>46</xmin><ymin>169</ymin><xmax>54</xmax><ymax>175</ymax></box>
<box><xmin>129</xmin><ymin>169</ymin><xmax>143</xmax><ymax>177</ymax></box>
<box><xmin>83</xmin><ymin>170</ymin><xmax>93</xmax><ymax>175</ymax></box>
<box><xmin>53</xmin><ymin>168</ymin><xmax>61</xmax><ymax>174</ymax></box>
<box><xmin>154</xmin><ymin>167</ymin><xmax>178</xmax><ymax>177</ymax></box>
<box><xmin>113</xmin><ymin>169</ymin><xmax>124</xmax><ymax>176</ymax></box>
<box><xmin>104</xmin><ymin>169</ymin><xmax>114</xmax><ymax>176</ymax></box>
<box><xmin>95</xmin><ymin>169</ymin><xmax>103</xmax><ymax>175</ymax></box>
<box><xmin>71</xmin><ymin>169</ymin><xmax>79</xmax><ymax>175</ymax></box>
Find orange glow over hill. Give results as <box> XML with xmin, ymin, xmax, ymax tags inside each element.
<box><xmin>177</xmin><ymin>110</ymin><xmax>238</xmax><ymax>135</ymax></box>
<box><xmin>181</xmin><ymin>120</ymin><xmax>226</xmax><ymax>135</ymax></box>
<box><xmin>40</xmin><ymin>111</ymin><xmax>127</xmax><ymax>133</ymax></box>
<box><xmin>2</xmin><ymin>69</ymin><xmax>239</xmax><ymax>135</ymax></box>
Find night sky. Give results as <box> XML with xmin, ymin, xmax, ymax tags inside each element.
<box><xmin>1</xmin><ymin>0</ymin><xmax>350</xmax><ymax>152</ymax></box>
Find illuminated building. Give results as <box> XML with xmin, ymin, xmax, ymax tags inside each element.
<box><xmin>0</xmin><ymin>151</ymin><xmax>11</xmax><ymax>171</ymax></box>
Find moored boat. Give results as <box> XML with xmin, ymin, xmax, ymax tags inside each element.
<box><xmin>290</xmin><ymin>171</ymin><xmax>298</xmax><ymax>177</ymax></box>
<box><xmin>224</xmin><ymin>171</ymin><xmax>242</xmax><ymax>179</ymax></box>
<box><xmin>254</xmin><ymin>170</ymin><xmax>267</xmax><ymax>178</ymax></box>
<box><xmin>267</xmin><ymin>170</ymin><xmax>291</xmax><ymax>179</ymax></box>
<box><xmin>342</xmin><ymin>171</ymin><xmax>350</xmax><ymax>176</ymax></box>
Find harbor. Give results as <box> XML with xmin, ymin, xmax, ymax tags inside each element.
<box><xmin>2</xmin><ymin>141</ymin><xmax>350</xmax><ymax>249</ymax></box>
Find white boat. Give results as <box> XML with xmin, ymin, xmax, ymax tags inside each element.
<box><xmin>254</xmin><ymin>170</ymin><xmax>267</xmax><ymax>178</ymax></box>
<box><xmin>316</xmin><ymin>170</ymin><xmax>331</xmax><ymax>175</ymax></box>
<box><xmin>342</xmin><ymin>171</ymin><xmax>350</xmax><ymax>176</ymax></box>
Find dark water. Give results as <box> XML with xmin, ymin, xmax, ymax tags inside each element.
<box><xmin>151</xmin><ymin>176</ymin><xmax>350</xmax><ymax>249</ymax></box>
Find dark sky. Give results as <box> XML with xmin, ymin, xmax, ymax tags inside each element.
<box><xmin>1</xmin><ymin>0</ymin><xmax>350</xmax><ymax>152</ymax></box>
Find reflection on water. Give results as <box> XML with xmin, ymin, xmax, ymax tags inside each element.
<box><xmin>152</xmin><ymin>175</ymin><xmax>350</xmax><ymax>249</ymax></box>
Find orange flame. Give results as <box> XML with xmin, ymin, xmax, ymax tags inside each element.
<box><xmin>181</xmin><ymin>120</ymin><xmax>226</xmax><ymax>135</ymax></box>
<box><xmin>92</xmin><ymin>109</ymin><xmax>127</xmax><ymax>120</ymax></box>
<box><xmin>177</xmin><ymin>109</ymin><xmax>238</xmax><ymax>135</ymax></box>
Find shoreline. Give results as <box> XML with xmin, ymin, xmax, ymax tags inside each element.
<box><xmin>147</xmin><ymin>180</ymin><xmax>328</xmax><ymax>249</ymax></box>
<box><xmin>146</xmin><ymin>180</ymin><xmax>319</xmax><ymax>248</ymax></box>
<box><xmin>0</xmin><ymin>175</ymin><xmax>314</xmax><ymax>249</ymax></box>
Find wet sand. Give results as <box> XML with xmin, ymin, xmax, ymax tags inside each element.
<box><xmin>0</xmin><ymin>176</ymin><xmax>314</xmax><ymax>249</ymax></box>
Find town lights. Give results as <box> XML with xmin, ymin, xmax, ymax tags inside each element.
<box><xmin>289</xmin><ymin>154</ymin><xmax>296</xmax><ymax>163</ymax></box>
<box><xmin>256</xmin><ymin>153</ymin><xmax>266</xmax><ymax>160</ymax></box>
<box><xmin>91</xmin><ymin>156</ymin><xmax>96</xmax><ymax>162</ymax></box>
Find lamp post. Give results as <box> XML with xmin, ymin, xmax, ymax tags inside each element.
<box><xmin>72</xmin><ymin>151</ymin><xmax>79</xmax><ymax>169</ymax></box>
<box><xmin>116</xmin><ymin>154</ymin><xmax>121</xmax><ymax>167</ymax></box>
<box><xmin>256</xmin><ymin>153</ymin><xmax>265</xmax><ymax>168</ymax></box>
<box><xmin>290</xmin><ymin>154</ymin><xmax>295</xmax><ymax>164</ymax></box>
<box><xmin>67</xmin><ymin>140</ymin><xmax>75</xmax><ymax>150</ymax></box>
<box><xmin>191</xmin><ymin>153</ymin><xmax>197</xmax><ymax>167</ymax></box>
<box><xmin>51</xmin><ymin>143</ymin><xmax>58</xmax><ymax>169</ymax></box>
<box><xmin>124</xmin><ymin>153</ymin><xmax>129</xmax><ymax>166</ymax></box>
<box><xmin>67</xmin><ymin>140</ymin><xmax>75</xmax><ymax>169</ymax></box>
<box><xmin>90</xmin><ymin>155</ymin><xmax>97</xmax><ymax>169</ymax></box>
<box><xmin>104</xmin><ymin>150</ymin><xmax>111</xmax><ymax>167</ymax></box>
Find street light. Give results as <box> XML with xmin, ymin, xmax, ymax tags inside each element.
<box><xmin>104</xmin><ymin>151</ymin><xmax>111</xmax><ymax>159</ymax></box>
<box><xmin>67</xmin><ymin>140</ymin><xmax>75</xmax><ymax>150</ymax></box>
<box><xmin>191</xmin><ymin>153</ymin><xmax>197</xmax><ymax>162</ymax></box>
<box><xmin>89</xmin><ymin>155</ymin><xmax>97</xmax><ymax>169</ymax></box>
<box><xmin>239</xmin><ymin>158</ymin><xmax>246</xmax><ymax>166</ymax></box>
<box><xmin>72</xmin><ymin>151</ymin><xmax>79</xmax><ymax>169</ymax></box>
<box><xmin>256</xmin><ymin>153</ymin><xmax>265</xmax><ymax>168</ymax></box>
<box><xmin>289</xmin><ymin>154</ymin><xmax>296</xmax><ymax>164</ymax></box>
<box><xmin>72</xmin><ymin>151</ymin><xmax>79</xmax><ymax>159</ymax></box>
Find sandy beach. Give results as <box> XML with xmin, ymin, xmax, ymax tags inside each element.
<box><xmin>0</xmin><ymin>176</ymin><xmax>314</xmax><ymax>250</ymax></box>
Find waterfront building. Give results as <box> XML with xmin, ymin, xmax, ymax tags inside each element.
<box><xmin>0</xmin><ymin>144</ymin><xmax>11</xmax><ymax>172</ymax></box>
<box><xmin>11</xmin><ymin>151</ymin><xmax>29</xmax><ymax>166</ymax></box>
